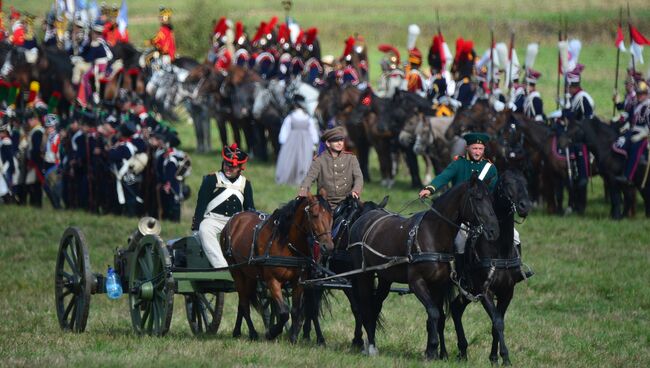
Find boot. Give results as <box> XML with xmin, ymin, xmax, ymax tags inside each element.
<box><xmin>516</xmin><ymin>244</ymin><xmax>535</xmax><ymax>281</ymax></box>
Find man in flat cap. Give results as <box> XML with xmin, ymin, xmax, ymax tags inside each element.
<box><xmin>298</xmin><ymin>126</ymin><xmax>363</xmax><ymax>209</ymax></box>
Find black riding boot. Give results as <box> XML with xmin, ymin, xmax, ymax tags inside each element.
<box><xmin>516</xmin><ymin>243</ymin><xmax>535</xmax><ymax>282</ymax></box>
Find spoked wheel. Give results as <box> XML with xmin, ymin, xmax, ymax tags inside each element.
<box><xmin>184</xmin><ymin>292</ymin><xmax>225</xmax><ymax>335</ymax></box>
<box><xmin>54</xmin><ymin>227</ymin><xmax>93</xmax><ymax>332</ymax></box>
<box><xmin>128</xmin><ymin>234</ymin><xmax>174</xmax><ymax>336</ymax></box>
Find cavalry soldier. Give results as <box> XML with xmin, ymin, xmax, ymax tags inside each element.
<box><xmin>510</xmin><ymin>68</ymin><xmax>526</xmax><ymax>112</ymax></box>
<box><xmin>376</xmin><ymin>44</ymin><xmax>404</xmax><ymax>98</ymax></box>
<box><xmin>192</xmin><ymin>143</ymin><xmax>255</xmax><ymax>268</ymax></box>
<box><xmin>614</xmin><ymin>70</ymin><xmax>643</xmax><ymax>119</ymax></box>
<box><xmin>43</xmin><ymin>11</ymin><xmax>58</xmax><ymax>47</ymax></box>
<box><xmin>103</xmin><ymin>5</ymin><xmax>128</xmax><ymax>46</ymax></box>
<box><xmin>523</xmin><ymin>69</ymin><xmax>545</xmax><ymax>122</ymax></box>
<box><xmin>564</xmin><ymin>64</ymin><xmax>595</xmax><ymax>121</ymax></box>
<box><xmin>452</xmin><ymin>38</ymin><xmax>477</xmax><ymax>109</ymax></box>
<box><xmin>616</xmin><ymin>80</ymin><xmax>650</xmax><ymax>183</ymax></box>
<box><xmin>299</xmin><ymin>126</ymin><xmax>364</xmax><ymax>209</ymax></box>
<box><xmin>427</xmin><ymin>35</ymin><xmax>448</xmax><ymax>103</ymax></box>
<box><xmin>405</xmin><ymin>48</ymin><xmax>428</xmax><ymax>98</ymax></box>
<box><xmin>76</xmin><ymin>20</ymin><xmax>113</xmax><ymax>105</ymax></box>
<box><xmin>150</xmin><ymin>7</ymin><xmax>176</xmax><ymax>62</ymax></box>
<box><xmin>339</xmin><ymin>36</ymin><xmax>360</xmax><ymax>86</ymax></box>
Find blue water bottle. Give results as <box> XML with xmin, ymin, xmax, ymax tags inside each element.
<box><xmin>106</xmin><ymin>266</ymin><xmax>123</xmax><ymax>299</ymax></box>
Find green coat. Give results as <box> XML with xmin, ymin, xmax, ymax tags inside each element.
<box><xmin>428</xmin><ymin>155</ymin><xmax>498</xmax><ymax>192</ymax></box>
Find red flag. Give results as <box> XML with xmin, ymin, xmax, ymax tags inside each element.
<box><xmin>615</xmin><ymin>25</ymin><xmax>626</xmax><ymax>51</ymax></box>
<box><xmin>630</xmin><ymin>25</ymin><xmax>650</xmax><ymax>46</ymax></box>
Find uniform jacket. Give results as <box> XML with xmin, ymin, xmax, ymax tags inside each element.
<box><xmin>192</xmin><ymin>171</ymin><xmax>254</xmax><ymax>230</ymax></box>
<box><xmin>524</xmin><ymin>91</ymin><xmax>545</xmax><ymax>122</ymax></box>
<box><xmin>152</xmin><ymin>24</ymin><xmax>176</xmax><ymax>60</ymax></box>
<box><xmin>428</xmin><ymin>155</ymin><xmax>498</xmax><ymax>192</ymax></box>
<box><xmin>300</xmin><ymin>150</ymin><xmax>363</xmax><ymax>206</ymax></box>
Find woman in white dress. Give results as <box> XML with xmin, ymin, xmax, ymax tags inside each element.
<box><xmin>275</xmin><ymin>95</ymin><xmax>320</xmax><ymax>185</ymax></box>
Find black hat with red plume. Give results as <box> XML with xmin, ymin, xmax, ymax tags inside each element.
<box><xmin>222</xmin><ymin>143</ymin><xmax>248</xmax><ymax>169</ymax></box>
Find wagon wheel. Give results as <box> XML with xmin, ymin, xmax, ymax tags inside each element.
<box><xmin>55</xmin><ymin>227</ymin><xmax>93</xmax><ymax>333</ymax></box>
<box><xmin>128</xmin><ymin>234</ymin><xmax>174</xmax><ymax>336</ymax></box>
<box><xmin>184</xmin><ymin>292</ymin><xmax>225</xmax><ymax>335</ymax></box>
<box><xmin>258</xmin><ymin>283</ymin><xmax>292</xmax><ymax>332</ymax></box>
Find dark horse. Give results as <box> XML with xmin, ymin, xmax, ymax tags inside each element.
<box><xmin>564</xmin><ymin>118</ymin><xmax>650</xmax><ymax>217</ymax></box>
<box><xmin>301</xmin><ymin>195</ymin><xmax>389</xmax><ymax>346</ymax></box>
<box><xmin>220</xmin><ymin>193</ymin><xmax>334</xmax><ymax>342</ymax></box>
<box><xmin>450</xmin><ymin>169</ymin><xmax>532</xmax><ymax>365</ymax></box>
<box><xmin>348</xmin><ymin>175</ymin><xmax>499</xmax><ymax>359</ymax></box>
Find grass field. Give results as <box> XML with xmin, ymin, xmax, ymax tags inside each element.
<box><xmin>2</xmin><ymin>0</ymin><xmax>650</xmax><ymax>367</ymax></box>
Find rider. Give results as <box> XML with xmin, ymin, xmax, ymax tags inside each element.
<box><xmin>418</xmin><ymin>133</ymin><xmax>533</xmax><ymax>282</ymax></box>
<box><xmin>523</xmin><ymin>69</ymin><xmax>545</xmax><ymax>122</ymax></box>
<box><xmin>376</xmin><ymin>44</ymin><xmax>404</xmax><ymax>98</ymax></box>
<box><xmin>150</xmin><ymin>7</ymin><xmax>176</xmax><ymax>62</ymax></box>
<box><xmin>616</xmin><ymin>80</ymin><xmax>650</xmax><ymax>183</ymax></box>
<box><xmin>298</xmin><ymin>126</ymin><xmax>363</xmax><ymax>210</ymax></box>
<box><xmin>192</xmin><ymin>143</ymin><xmax>255</xmax><ymax>268</ymax></box>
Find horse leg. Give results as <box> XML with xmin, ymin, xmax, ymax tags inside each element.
<box><xmin>402</xmin><ymin>146</ymin><xmax>423</xmax><ymax>188</ymax></box>
<box><xmin>232</xmin><ymin>272</ymin><xmax>258</xmax><ymax>339</ymax></box>
<box><xmin>266</xmin><ymin>278</ymin><xmax>290</xmax><ymax>340</ymax></box>
<box><xmin>481</xmin><ymin>289</ymin><xmax>513</xmax><ymax>366</ymax></box>
<box><xmin>343</xmin><ymin>288</ymin><xmax>365</xmax><ymax>348</ymax></box>
<box><xmin>288</xmin><ymin>282</ymin><xmax>305</xmax><ymax>344</ymax></box>
<box><xmin>436</xmin><ymin>297</ymin><xmax>449</xmax><ymax>360</ymax></box>
<box><xmin>353</xmin><ymin>272</ymin><xmax>379</xmax><ymax>355</ymax></box>
<box><xmin>411</xmin><ymin>278</ymin><xmax>441</xmax><ymax>360</ymax></box>
<box><xmin>450</xmin><ymin>295</ymin><xmax>471</xmax><ymax>360</ymax></box>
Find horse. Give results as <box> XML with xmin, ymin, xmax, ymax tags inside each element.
<box><xmin>348</xmin><ymin>174</ymin><xmax>500</xmax><ymax>359</ymax></box>
<box><xmin>36</xmin><ymin>46</ymin><xmax>75</xmax><ymax>115</ymax></box>
<box><xmin>300</xmin><ymin>194</ymin><xmax>389</xmax><ymax>346</ymax></box>
<box><xmin>406</xmin><ymin>115</ymin><xmax>454</xmax><ymax>182</ymax></box>
<box><xmin>220</xmin><ymin>193</ymin><xmax>334</xmax><ymax>342</ymax></box>
<box><xmin>511</xmin><ymin>113</ymin><xmax>585</xmax><ymax>214</ymax></box>
<box><xmin>563</xmin><ymin>118</ymin><xmax>650</xmax><ymax>217</ymax></box>
<box><xmin>348</xmin><ymin>89</ymin><xmax>434</xmax><ymax>188</ymax></box>
<box><xmin>450</xmin><ymin>169</ymin><xmax>532</xmax><ymax>366</ymax></box>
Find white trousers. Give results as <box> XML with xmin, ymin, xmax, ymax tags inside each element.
<box><xmin>198</xmin><ymin>213</ymin><xmax>230</xmax><ymax>268</ymax></box>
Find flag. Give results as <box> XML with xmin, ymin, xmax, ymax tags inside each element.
<box><xmin>117</xmin><ymin>0</ymin><xmax>128</xmax><ymax>37</ymax></box>
<box><xmin>629</xmin><ymin>25</ymin><xmax>650</xmax><ymax>64</ymax></box>
<box><xmin>615</xmin><ymin>25</ymin><xmax>626</xmax><ymax>52</ymax></box>
<box><xmin>88</xmin><ymin>0</ymin><xmax>99</xmax><ymax>22</ymax></box>
<box><xmin>76</xmin><ymin>82</ymin><xmax>87</xmax><ymax>108</ymax></box>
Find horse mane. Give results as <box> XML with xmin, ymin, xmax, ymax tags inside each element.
<box><xmin>270</xmin><ymin>196</ymin><xmax>331</xmax><ymax>242</ymax></box>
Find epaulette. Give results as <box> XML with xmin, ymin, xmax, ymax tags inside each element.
<box><xmin>453</xmin><ymin>155</ymin><xmax>462</xmax><ymax>161</ymax></box>
<box><xmin>462</xmin><ymin>77</ymin><xmax>469</xmax><ymax>83</ymax></box>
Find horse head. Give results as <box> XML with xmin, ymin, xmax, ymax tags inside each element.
<box><xmin>496</xmin><ymin>169</ymin><xmax>532</xmax><ymax>218</ymax></box>
<box><xmin>305</xmin><ymin>192</ymin><xmax>335</xmax><ymax>254</ymax></box>
<box><xmin>461</xmin><ymin>173</ymin><xmax>500</xmax><ymax>241</ymax></box>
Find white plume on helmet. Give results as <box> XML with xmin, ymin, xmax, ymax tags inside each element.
<box><xmin>525</xmin><ymin>43</ymin><xmax>539</xmax><ymax>69</ymax></box>
<box><xmin>407</xmin><ymin>24</ymin><xmax>420</xmax><ymax>50</ymax></box>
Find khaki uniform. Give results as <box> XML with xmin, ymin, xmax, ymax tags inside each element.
<box><xmin>300</xmin><ymin>150</ymin><xmax>363</xmax><ymax>207</ymax></box>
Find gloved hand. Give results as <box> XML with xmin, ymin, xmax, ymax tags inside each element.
<box><xmin>631</xmin><ymin>125</ymin><xmax>650</xmax><ymax>143</ymax></box>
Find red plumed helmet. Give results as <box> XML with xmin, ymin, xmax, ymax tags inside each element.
<box><xmin>378</xmin><ymin>44</ymin><xmax>401</xmax><ymax>65</ymax></box>
<box><xmin>305</xmin><ymin>27</ymin><xmax>318</xmax><ymax>46</ymax></box>
<box><xmin>277</xmin><ymin>23</ymin><xmax>290</xmax><ymax>44</ymax></box>
<box><xmin>213</xmin><ymin>16</ymin><xmax>227</xmax><ymax>37</ymax></box>
<box><xmin>235</xmin><ymin>21</ymin><xmax>245</xmax><ymax>43</ymax></box>
<box><xmin>222</xmin><ymin>143</ymin><xmax>249</xmax><ymax>168</ymax></box>
<box><xmin>251</xmin><ymin>21</ymin><xmax>266</xmax><ymax>43</ymax></box>
<box><xmin>342</xmin><ymin>36</ymin><xmax>355</xmax><ymax>60</ymax></box>
<box><xmin>266</xmin><ymin>16</ymin><xmax>278</xmax><ymax>35</ymax></box>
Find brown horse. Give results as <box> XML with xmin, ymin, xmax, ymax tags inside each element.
<box><xmin>348</xmin><ymin>175</ymin><xmax>499</xmax><ymax>359</ymax></box>
<box><xmin>220</xmin><ymin>193</ymin><xmax>334</xmax><ymax>342</ymax></box>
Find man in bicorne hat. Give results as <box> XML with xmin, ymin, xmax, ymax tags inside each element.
<box><xmin>299</xmin><ymin>126</ymin><xmax>363</xmax><ymax>209</ymax></box>
<box><xmin>192</xmin><ymin>143</ymin><xmax>255</xmax><ymax>268</ymax></box>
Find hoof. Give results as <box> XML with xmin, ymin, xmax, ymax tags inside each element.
<box><xmin>316</xmin><ymin>338</ymin><xmax>326</xmax><ymax>347</ymax></box>
<box><xmin>302</xmin><ymin>334</ymin><xmax>311</xmax><ymax>341</ymax></box>
<box><xmin>265</xmin><ymin>331</ymin><xmax>273</xmax><ymax>340</ymax></box>
<box><xmin>289</xmin><ymin>336</ymin><xmax>297</xmax><ymax>345</ymax></box>
<box><xmin>232</xmin><ymin>330</ymin><xmax>241</xmax><ymax>338</ymax></box>
<box><xmin>249</xmin><ymin>332</ymin><xmax>258</xmax><ymax>341</ymax></box>
<box><xmin>503</xmin><ymin>357</ymin><xmax>512</xmax><ymax>366</ymax></box>
<box><xmin>456</xmin><ymin>352</ymin><xmax>468</xmax><ymax>362</ymax></box>
<box><xmin>351</xmin><ymin>337</ymin><xmax>364</xmax><ymax>349</ymax></box>
<box><xmin>363</xmin><ymin>343</ymin><xmax>379</xmax><ymax>357</ymax></box>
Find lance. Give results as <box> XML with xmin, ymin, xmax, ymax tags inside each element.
<box><xmin>562</xmin><ymin>18</ymin><xmax>569</xmax><ymax>104</ymax></box>
<box><xmin>613</xmin><ymin>7</ymin><xmax>622</xmax><ymax>116</ymax></box>
<box><xmin>489</xmin><ymin>27</ymin><xmax>494</xmax><ymax>98</ymax></box>
<box><xmin>436</xmin><ymin>8</ymin><xmax>441</xmax><ymax>36</ymax></box>
<box><xmin>507</xmin><ymin>30</ymin><xmax>515</xmax><ymax>99</ymax></box>
<box><xmin>627</xmin><ymin>3</ymin><xmax>636</xmax><ymax>75</ymax></box>
<box><xmin>556</xmin><ymin>26</ymin><xmax>561</xmax><ymax>110</ymax></box>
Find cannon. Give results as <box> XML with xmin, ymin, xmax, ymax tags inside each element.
<box><xmin>54</xmin><ymin>217</ymin><xmax>284</xmax><ymax>336</ymax></box>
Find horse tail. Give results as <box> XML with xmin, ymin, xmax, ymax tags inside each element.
<box><xmin>303</xmin><ymin>288</ymin><xmax>333</xmax><ymax>321</ymax></box>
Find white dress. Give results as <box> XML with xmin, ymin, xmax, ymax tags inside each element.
<box><xmin>275</xmin><ymin>108</ymin><xmax>320</xmax><ymax>185</ymax></box>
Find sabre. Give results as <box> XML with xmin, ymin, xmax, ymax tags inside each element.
<box><xmin>613</xmin><ymin>7</ymin><xmax>622</xmax><ymax>116</ymax></box>
<box><xmin>565</xmin><ymin>148</ymin><xmax>573</xmax><ymax>187</ymax></box>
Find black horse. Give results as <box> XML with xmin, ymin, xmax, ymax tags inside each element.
<box><xmin>301</xmin><ymin>195</ymin><xmax>390</xmax><ymax>346</ymax></box>
<box><xmin>348</xmin><ymin>174</ymin><xmax>499</xmax><ymax>359</ymax></box>
<box><xmin>450</xmin><ymin>169</ymin><xmax>532</xmax><ymax>365</ymax></box>
<box><xmin>564</xmin><ymin>118</ymin><xmax>650</xmax><ymax>217</ymax></box>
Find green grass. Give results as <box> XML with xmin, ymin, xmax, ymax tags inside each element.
<box><xmin>2</xmin><ymin>1</ymin><xmax>650</xmax><ymax>366</ymax></box>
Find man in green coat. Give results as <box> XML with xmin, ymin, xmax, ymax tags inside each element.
<box><xmin>418</xmin><ymin>132</ymin><xmax>497</xmax><ymax>198</ymax></box>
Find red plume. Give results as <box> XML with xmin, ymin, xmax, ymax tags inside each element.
<box><xmin>213</xmin><ymin>16</ymin><xmax>227</xmax><ymax>36</ymax></box>
<box><xmin>266</xmin><ymin>16</ymin><xmax>278</xmax><ymax>34</ymax></box>
<box><xmin>230</xmin><ymin>142</ymin><xmax>238</xmax><ymax>150</ymax></box>
<box><xmin>235</xmin><ymin>21</ymin><xmax>244</xmax><ymax>41</ymax></box>
<box><xmin>305</xmin><ymin>27</ymin><xmax>318</xmax><ymax>46</ymax></box>
<box><xmin>378</xmin><ymin>43</ymin><xmax>401</xmax><ymax>64</ymax></box>
<box><xmin>251</xmin><ymin>21</ymin><xmax>266</xmax><ymax>43</ymax></box>
<box><xmin>342</xmin><ymin>36</ymin><xmax>355</xmax><ymax>58</ymax></box>
<box><xmin>278</xmin><ymin>23</ymin><xmax>290</xmax><ymax>43</ymax></box>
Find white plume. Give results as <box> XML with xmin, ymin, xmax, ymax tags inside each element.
<box><xmin>407</xmin><ymin>24</ymin><xmax>420</xmax><ymax>50</ymax></box>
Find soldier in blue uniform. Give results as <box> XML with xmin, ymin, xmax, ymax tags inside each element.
<box><xmin>24</xmin><ymin>109</ymin><xmax>44</xmax><ymax>207</ymax></box>
<box><xmin>159</xmin><ymin>130</ymin><xmax>183</xmax><ymax>222</ymax></box>
<box><xmin>108</xmin><ymin>119</ymin><xmax>145</xmax><ymax>217</ymax></box>
<box><xmin>523</xmin><ymin>69</ymin><xmax>545</xmax><ymax>122</ymax></box>
<box><xmin>564</xmin><ymin>64</ymin><xmax>594</xmax><ymax>121</ymax></box>
<box><xmin>616</xmin><ymin>80</ymin><xmax>650</xmax><ymax>183</ymax></box>
<box><xmin>192</xmin><ymin>143</ymin><xmax>254</xmax><ymax>268</ymax></box>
